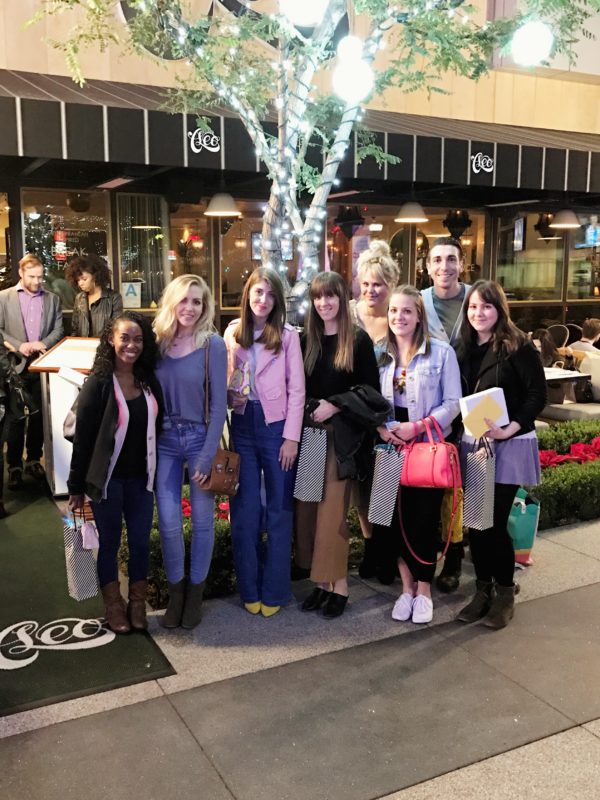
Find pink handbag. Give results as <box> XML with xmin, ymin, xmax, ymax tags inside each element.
<box><xmin>397</xmin><ymin>417</ymin><xmax>462</xmax><ymax>566</ymax></box>
<box><xmin>400</xmin><ymin>416</ymin><xmax>461</xmax><ymax>490</ymax></box>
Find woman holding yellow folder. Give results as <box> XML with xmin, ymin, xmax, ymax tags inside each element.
<box><xmin>457</xmin><ymin>280</ymin><xmax>546</xmax><ymax>629</ymax></box>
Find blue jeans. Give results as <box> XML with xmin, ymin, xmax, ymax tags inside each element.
<box><xmin>230</xmin><ymin>402</ymin><xmax>295</xmax><ymax>606</ymax></box>
<box><xmin>156</xmin><ymin>422</ymin><xmax>216</xmax><ymax>585</ymax></box>
<box><xmin>91</xmin><ymin>476</ymin><xmax>154</xmax><ymax>587</ymax></box>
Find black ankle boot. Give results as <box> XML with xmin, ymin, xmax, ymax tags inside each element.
<box><xmin>162</xmin><ymin>579</ymin><xmax>186</xmax><ymax>629</ymax></box>
<box><xmin>436</xmin><ymin>542</ymin><xmax>464</xmax><ymax>593</ymax></box>
<box><xmin>484</xmin><ymin>584</ymin><xmax>516</xmax><ymax>629</ymax></box>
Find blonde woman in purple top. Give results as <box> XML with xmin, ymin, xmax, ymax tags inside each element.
<box><xmin>154</xmin><ymin>275</ymin><xmax>227</xmax><ymax>630</ymax></box>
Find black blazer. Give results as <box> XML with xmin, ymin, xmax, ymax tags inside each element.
<box><xmin>459</xmin><ymin>341</ymin><xmax>547</xmax><ymax>435</ymax></box>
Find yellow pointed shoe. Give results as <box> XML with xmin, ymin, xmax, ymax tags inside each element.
<box><xmin>244</xmin><ymin>602</ymin><xmax>261</xmax><ymax>615</ymax></box>
<box><xmin>260</xmin><ymin>604</ymin><xmax>281</xmax><ymax>618</ymax></box>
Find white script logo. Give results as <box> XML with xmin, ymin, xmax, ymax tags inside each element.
<box><xmin>471</xmin><ymin>152</ymin><xmax>494</xmax><ymax>174</ymax></box>
<box><xmin>188</xmin><ymin>130</ymin><xmax>221</xmax><ymax>154</ymax></box>
<box><xmin>0</xmin><ymin>618</ymin><xmax>115</xmax><ymax>670</ymax></box>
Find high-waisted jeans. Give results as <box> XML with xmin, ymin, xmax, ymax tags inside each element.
<box><xmin>230</xmin><ymin>402</ymin><xmax>295</xmax><ymax>606</ymax></box>
<box><xmin>91</xmin><ymin>476</ymin><xmax>154</xmax><ymax>588</ymax></box>
<box><xmin>156</xmin><ymin>422</ymin><xmax>216</xmax><ymax>585</ymax></box>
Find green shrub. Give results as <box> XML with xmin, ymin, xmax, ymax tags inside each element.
<box><xmin>535</xmin><ymin>460</ymin><xmax>600</xmax><ymax>529</ymax></box>
<box><xmin>537</xmin><ymin>420</ymin><xmax>600</xmax><ymax>454</ymax></box>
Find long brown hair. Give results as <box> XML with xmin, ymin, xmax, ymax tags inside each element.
<box><xmin>459</xmin><ymin>280</ymin><xmax>526</xmax><ymax>356</ymax></box>
<box><xmin>235</xmin><ymin>267</ymin><xmax>286</xmax><ymax>353</ymax></box>
<box><xmin>387</xmin><ymin>285</ymin><xmax>430</xmax><ymax>365</ymax></box>
<box><xmin>304</xmin><ymin>272</ymin><xmax>354</xmax><ymax>375</ymax></box>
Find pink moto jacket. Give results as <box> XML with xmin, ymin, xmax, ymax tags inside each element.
<box><xmin>224</xmin><ymin>321</ymin><xmax>305</xmax><ymax>443</ymax></box>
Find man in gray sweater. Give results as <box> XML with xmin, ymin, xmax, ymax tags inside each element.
<box><xmin>421</xmin><ymin>237</ymin><xmax>470</xmax><ymax>593</ymax></box>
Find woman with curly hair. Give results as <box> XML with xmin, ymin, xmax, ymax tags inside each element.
<box><xmin>153</xmin><ymin>275</ymin><xmax>227</xmax><ymax>630</ymax></box>
<box><xmin>66</xmin><ymin>254</ymin><xmax>123</xmax><ymax>337</ymax></box>
<box><xmin>68</xmin><ymin>312</ymin><xmax>163</xmax><ymax>634</ymax></box>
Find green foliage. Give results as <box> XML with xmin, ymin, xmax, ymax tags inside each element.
<box><xmin>535</xmin><ymin>460</ymin><xmax>600</xmax><ymax>529</ymax></box>
<box><xmin>536</xmin><ymin>420</ymin><xmax>600</xmax><ymax>453</ymax></box>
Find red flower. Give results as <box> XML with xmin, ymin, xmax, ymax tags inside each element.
<box><xmin>569</xmin><ymin>443</ymin><xmax>598</xmax><ymax>462</ymax></box>
<box><xmin>181</xmin><ymin>498</ymin><xmax>192</xmax><ymax>517</ymax></box>
<box><xmin>216</xmin><ymin>501</ymin><xmax>230</xmax><ymax>520</ymax></box>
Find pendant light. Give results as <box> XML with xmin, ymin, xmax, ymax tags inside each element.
<box><xmin>204</xmin><ymin>192</ymin><xmax>241</xmax><ymax>218</ymax></box>
<box><xmin>394</xmin><ymin>201</ymin><xmax>428</xmax><ymax>224</ymax></box>
<box><xmin>549</xmin><ymin>209</ymin><xmax>580</xmax><ymax>230</ymax></box>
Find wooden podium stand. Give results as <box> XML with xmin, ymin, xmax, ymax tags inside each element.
<box><xmin>29</xmin><ymin>337</ymin><xmax>99</xmax><ymax>496</ymax></box>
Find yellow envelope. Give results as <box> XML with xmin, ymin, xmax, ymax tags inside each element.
<box><xmin>462</xmin><ymin>395</ymin><xmax>504</xmax><ymax>439</ymax></box>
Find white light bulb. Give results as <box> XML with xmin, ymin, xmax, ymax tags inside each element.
<box><xmin>332</xmin><ymin>62</ymin><xmax>374</xmax><ymax>104</ymax></box>
<box><xmin>279</xmin><ymin>0</ymin><xmax>328</xmax><ymax>27</ymax></box>
<box><xmin>337</xmin><ymin>35</ymin><xmax>364</xmax><ymax>63</ymax></box>
<box><xmin>511</xmin><ymin>21</ymin><xmax>554</xmax><ymax>67</ymax></box>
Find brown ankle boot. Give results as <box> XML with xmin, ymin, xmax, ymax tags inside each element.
<box><xmin>484</xmin><ymin>584</ymin><xmax>516</xmax><ymax>629</ymax></box>
<box><xmin>128</xmin><ymin>580</ymin><xmax>148</xmax><ymax>630</ymax></box>
<box><xmin>101</xmin><ymin>581</ymin><xmax>131</xmax><ymax>634</ymax></box>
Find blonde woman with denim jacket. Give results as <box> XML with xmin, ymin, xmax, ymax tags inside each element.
<box><xmin>375</xmin><ymin>285</ymin><xmax>461</xmax><ymax>624</ymax></box>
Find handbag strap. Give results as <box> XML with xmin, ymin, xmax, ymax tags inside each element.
<box><xmin>397</xmin><ymin>485</ymin><xmax>457</xmax><ymax>566</ymax></box>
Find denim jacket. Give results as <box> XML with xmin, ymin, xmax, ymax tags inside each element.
<box><xmin>224</xmin><ymin>321</ymin><xmax>305</xmax><ymax>442</ymax></box>
<box><xmin>379</xmin><ymin>338</ymin><xmax>462</xmax><ymax>438</ymax></box>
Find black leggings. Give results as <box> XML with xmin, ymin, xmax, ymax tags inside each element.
<box><xmin>395</xmin><ymin>485</ymin><xmax>445</xmax><ymax>583</ymax></box>
<box><xmin>468</xmin><ymin>483</ymin><xmax>518</xmax><ymax>587</ymax></box>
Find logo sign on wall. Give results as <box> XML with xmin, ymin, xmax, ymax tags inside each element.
<box><xmin>188</xmin><ymin>129</ymin><xmax>221</xmax><ymax>154</ymax></box>
<box><xmin>471</xmin><ymin>152</ymin><xmax>494</xmax><ymax>175</ymax></box>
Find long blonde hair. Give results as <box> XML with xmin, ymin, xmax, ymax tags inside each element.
<box><xmin>153</xmin><ymin>274</ymin><xmax>216</xmax><ymax>354</ymax></box>
<box><xmin>304</xmin><ymin>272</ymin><xmax>354</xmax><ymax>375</ymax></box>
<box><xmin>387</xmin><ymin>285</ymin><xmax>430</xmax><ymax>364</ymax></box>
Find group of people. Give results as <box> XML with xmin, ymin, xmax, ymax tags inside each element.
<box><xmin>2</xmin><ymin>237</ymin><xmax>548</xmax><ymax>635</ymax></box>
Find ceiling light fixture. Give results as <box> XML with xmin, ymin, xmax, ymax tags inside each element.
<box><xmin>204</xmin><ymin>192</ymin><xmax>241</xmax><ymax>218</ymax></box>
<box><xmin>394</xmin><ymin>201</ymin><xmax>428</xmax><ymax>224</ymax></box>
<box><xmin>549</xmin><ymin>209</ymin><xmax>580</xmax><ymax>230</ymax></box>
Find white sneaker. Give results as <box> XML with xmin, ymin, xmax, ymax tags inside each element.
<box><xmin>411</xmin><ymin>594</ymin><xmax>433</xmax><ymax>624</ymax></box>
<box><xmin>392</xmin><ymin>593</ymin><xmax>414</xmax><ymax>622</ymax></box>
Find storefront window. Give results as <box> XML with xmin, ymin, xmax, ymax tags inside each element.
<box><xmin>168</xmin><ymin>204</ymin><xmax>213</xmax><ymax>289</ymax></box>
<box><xmin>567</xmin><ymin>213</ymin><xmax>600</xmax><ymax>300</ymax></box>
<box><xmin>496</xmin><ymin>212</ymin><xmax>564</xmax><ymax>301</ymax></box>
<box><xmin>509</xmin><ymin>304</ymin><xmax>563</xmax><ymax>333</ymax></box>
<box><xmin>218</xmin><ymin>201</ymin><xmax>301</xmax><ymax>309</ymax></box>
<box><xmin>21</xmin><ymin>188</ymin><xmax>110</xmax><ymax>309</ymax></box>
<box><xmin>117</xmin><ymin>194</ymin><xmax>171</xmax><ymax>308</ymax></box>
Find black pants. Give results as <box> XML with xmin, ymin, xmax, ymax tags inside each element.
<box><xmin>6</xmin><ymin>372</ymin><xmax>43</xmax><ymax>469</ymax></box>
<box><xmin>373</xmin><ymin>485</ymin><xmax>444</xmax><ymax>584</ymax></box>
<box><xmin>468</xmin><ymin>483</ymin><xmax>518</xmax><ymax>587</ymax></box>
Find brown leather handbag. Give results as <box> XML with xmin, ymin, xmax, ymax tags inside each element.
<box><xmin>203</xmin><ymin>344</ymin><xmax>240</xmax><ymax>496</ymax></box>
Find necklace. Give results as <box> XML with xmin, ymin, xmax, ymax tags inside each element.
<box><xmin>393</xmin><ymin>367</ymin><xmax>407</xmax><ymax>394</ymax></box>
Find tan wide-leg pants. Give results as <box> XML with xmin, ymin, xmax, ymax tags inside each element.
<box><xmin>294</xmin><ymin>438</ymin><xmax>352</xmax><ymax>584</ymax></box>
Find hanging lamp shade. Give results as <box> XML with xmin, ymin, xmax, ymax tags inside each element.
<box><xmin>204</xmin><ymin>193</ymin><xmax>241</xmax><ymax>217</ymax></box>
<box><xmin>394</xmin><ymin>201</ymin><xmax>428</xmax><ymax>224</ymax></box>
<box><xmin>549</xmin><ymin>209</ymin><xmax>580</xmax><ymax>229</ymax></box>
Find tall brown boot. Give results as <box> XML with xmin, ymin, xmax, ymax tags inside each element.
<box><xmin>128</xmin><ymin>580</ymin><xmax>148</xmax><ymax>631</ymax></box>
<box><xmin>101</xmin><ymin>581</ymin><xmax>131</xmax><ymax>634</ymax></box>
<box><xmin>484</xmin><ymin>584</ymin><xmax>516</xmax><ymax>629</ymax></box>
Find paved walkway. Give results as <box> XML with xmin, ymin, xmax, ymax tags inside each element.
<box><xmin>2</xmin><ymin>520</ymin><xmax>600</xmax><ymax>799</ymax></box>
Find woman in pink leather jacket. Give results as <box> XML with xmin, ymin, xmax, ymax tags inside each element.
<box><xmin>224</xmin><ymin>267</ymin><xmax>305</xmax><ymax>617</ymax></box>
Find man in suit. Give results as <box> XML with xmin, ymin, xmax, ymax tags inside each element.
<box><xmin>0</xmin><ymin>254</ymin><xmax>63</xmax><ymax>489</ymax></box>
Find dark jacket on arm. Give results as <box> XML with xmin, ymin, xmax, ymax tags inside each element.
<box><xmin>459</xmin><ymin>340</ymin><xmax>547</xmax><ymax>435</ymax></box>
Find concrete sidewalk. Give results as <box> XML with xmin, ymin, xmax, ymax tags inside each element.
<box><xmin>2</xmin><ymin>520</ymin><xmax>600</xmax><ymax>799</ymax></box>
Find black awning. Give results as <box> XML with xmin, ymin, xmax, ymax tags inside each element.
<box><xmin>0</xmin><ymin>68</ymin><xmax>599</xmax><ymax>195</ymax></box>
